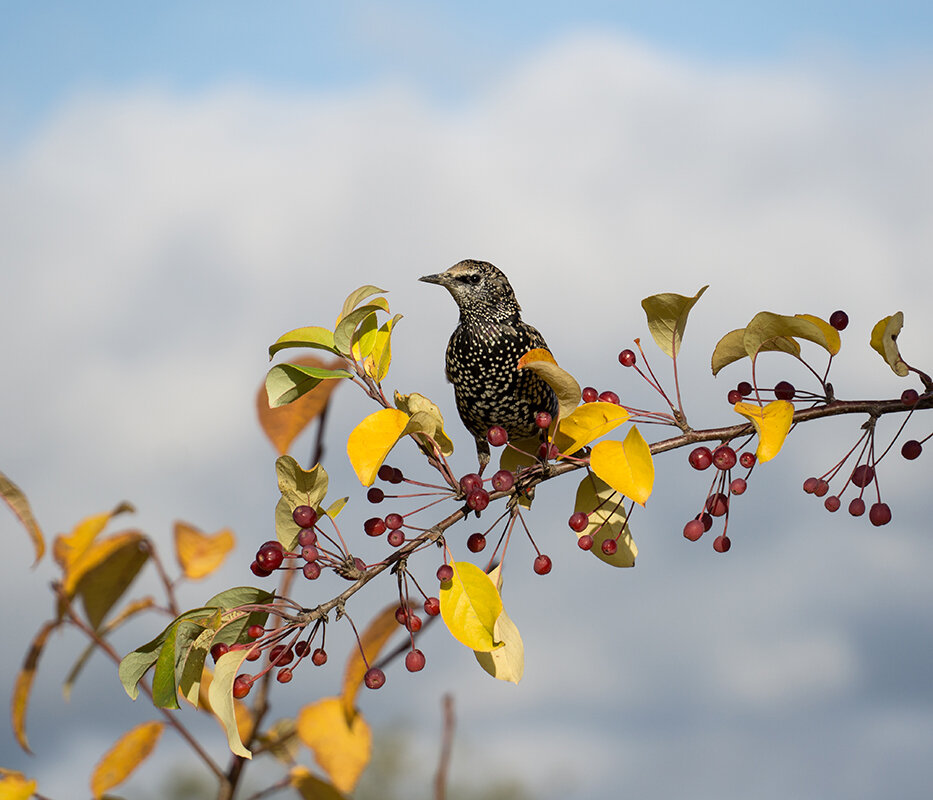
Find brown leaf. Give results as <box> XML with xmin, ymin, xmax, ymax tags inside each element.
<box><xmin>257</xmin><ymin>355</ymin><xmax>343</xmax><ymax>455</ymax></box>
<box><xmin>0</xmin><ymin>471</ymin><xmax>45</xmax><ymax>566</ymax></box>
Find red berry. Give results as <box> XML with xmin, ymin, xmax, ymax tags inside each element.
<box><xmin>568</xmin><ymin>511</ymin><xmax>588</xmax><ymax>532</ymax></box>
<box><xmin>535</xmin><ymin>411</ymin><xmax>552</xmax><ymax>429</ymax></box>
<box><xmin>598</xmin><ymin>390</ymin><xmax>620</xmax><ymax>405</ymax></box>
<box><xmin>618</xmin><ymin>349</ymin><xmax>636</xmax><ymax>367</ymax></box>
<box><xmin>436</xmin><ymin>564</ymin><xmax>454</xmax><ymax>582</ymax></box>
<box><xmin>705</xmin><ymin>492</ymin><xmax>729</xmax><ymax>517</ymax></box>
<box><xmin>713</xmin><ymin>535</ymin><xmax>731</xmax><ymax>553</ymax></box>
<box><xmin>364</xmin><ymin>667</ymin><xmax>386</xmax><ymax>689</ymax></box>
<box><xmin>423</xmin><ymin>597</ymin><xmax>440</xmax><ymax>616</ymax></box>
<box><xmin>683</xmin><ymin>519</ymin><xmax>704</xmax><ymax>541</ymax></box>
<box><xmin>739</xmin><ymin>452</ymin><xmax>756</xmax><ymax>469</ymax></box>
<box><xmin>294</xmin><ymin>641</ymin><xmax>311</xmax><ymax>658</ymax></box>
<box><xmin>533</xmin><ymin>554</ymin><xmax>552</xmax><ymax>574</ymax></box>
<box><xmin>395</xmin><ymin>605</ymin><xmax>410</xmax><ymax>625</ymax></box>
<box><xmin>232</xmin><ymin>675</ymin><xmax>252</xmax><ymax>699</ymax></box>
<box><xmin>848</xmin><ymin>497</ymin><xmax>866</xmax><ymax>517</ymax></box>
<box><xmin>406</xmin><ymin>614</ymin><xmax>422</xmax><ymax>632</ymax></box>
<box><xmin>467</xmin><ymin>533</ymin><xmax>486</xmax><ymax>552</ymax></box>
<box><xmin>269</xmin><ymin>645</ymin><xmax>293</xmax><ymax>665</ymax></box>
<box><xmin>491</xmin><ymin>469</ymin><xmax>515</xmax><ymax>492</ymax></box>
<box><xmin>537</xmin><ymin>442</ymin><xmax>560</xmax><ymax>460</ymax></box>
<box><xmin>730</xmin><ymin>478</ymin><xmax>747</xmax><ymax>495</ymax></box>
<box><xmin>699</xmin><ymin>512</ymin><xmax>713</xmax><ymax>532</ymax></box>
<box><xmin>389</xmin><ymin>467</ymin><xmax>404</xmax><ymax>484</ymax></box>
<box><xmin>367</xmin><ymin>487</ymin><xmax>385</xmax><ymax>503</ymax></box>
<box><xmin>292</xmin><ymin>505</ymin><xmax>318</xmax><ymax>528</ymax></box>
<box><xmin>829</xmin><ymin>310</ymin><xmax>849</xmax><ymax>330</ymax></box>
<box><xmin>467</xmin><ymin>488</ymin><xmax>490</xmax><ymax>511</ymax></box>
<box><xmin>247</xmin><ymin>625</ymin><xmax>264</xmax><ymax>639</ymax></box>
<box><xmin>487</xmin><ymin>426</ymin><xmax>508</xmax><ymax>446</ymax></box>
<box><xmin>301</xmin><ymin>545</ymin><xmax>319</xmax><ymax>562</ymax></box>
<box><xmin>364</xmin><ymin>517</ymin><xmax>386</xmax><ymax>537</ymax></box>
<box><xmin>256</xmin><ymin>542</ymin><xmax>285</xmax><ymax>571</ymax></box>
<box><xmin>250</xmin><ymin>560</ymin><xmax>273</xmax><ymax>578</ymax></box>
<box><xmin>210</xmin><ymin>642</ymin><xmax>230</xmax><ymax>662</ymax></box>
<box><xmin>851</xmin><ymin>464</ymin><xmax>875</xmax><ymax>488</ymax></box>
<box><xmin>813</xmin><ymin>479</ymin><xmax>830</xmax><ymax>497</ymax></box>
<box><xmin>824</xmin><ymin>495</ymin><xmax>841</xmax><ymax>512</ymax></box>
<box><xmin>737</xmin><ymin>381</ymin><xmax>753</xmax><ymax>397</ymax></box>
<box><xmin>276</xmin><ymin>667</ymin><xmax>293</xmax><ymax>683</ymax></box>
<box><xmin>387</xmin><ymin>529</ymin><xmax>405</xmax><ymax>547</ymax></box>
<box><xmin>601</xmin><ymin>539</ymin><xmax>618</xmax><ymax>556</ymax></box>
<box><xmin>311</xmin><ymin>648</ymin><xmax>327</xmax><ymax>666</ymax></box>
<box><xmin>303</xmin><ymin>562</ymin><xmax>321</xmax><ymax>580</ymax></box>
<box><xmin>581</xmin><ymin>386</ymin><xmax>599</xmax><ymax>403</ymax></box>
<box><xmin>802</xmin><ymin>477</ymin><xmax>819</xmax><ymax>494</ymax></box>
<box><xmin>405</xmin><ymin>649</ymin><xmax>426</xmax><ymax>672</ymax></box>
<box><xmin>577</xmin><ymin>534</ymin><xmax>594</xmax><ymax>550</ymax></box>
<box><xmin>727</xmin><ymin>390</ymin><xmax>743</xmax><ymax>404</ymax></box>
<box><xmin>774</xmin><ymin>381</ymin><xmax>796</xmax><ymax>401</ymax></box>
<box><xmin>901</xmin><ymin>389</ymin><xmax>919</xmax><ymax>406</ymax></box>
<box><xmin>688</xmin><ymin>447</ymin><xmax>713</xmax><ymax>470</ymax></box>
<box><xmin>297</xmin><ymin>527</ymin><xmax>317</xmax><ymax>547</ymax></box>
<box><xmin>902</xmin><ymin>440</ymin><xmax>922</xmax><ymax>460</ymax></box>
<box><xmin>459</xmin><ymin>473</ymin><xmax>483</xmax><ymax>494</ymax></box>
<box><xmin>713</xmin><ymin>445</ymin><xmax>737</xmax><ymax>471</ymax></box>
<box><xmin>245</xmin><ymin>647</ymin><xmax>261</xmax><ymax>662</ymax></box>
<box><xmin>385</xmin><ymin>513</ymin><xmax>404</xmax><ymax>530</ymax></box>
<box><xmin>869</xmin><ymin>502</ymin><xmax>892</xmax><ymax>526</ymax></box>
<box><xmin>377</xmin><ymin>465</ymin><xmax>394</xmax><ymax>482</ymax></box>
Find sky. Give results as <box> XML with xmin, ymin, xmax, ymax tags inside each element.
<box><xmin>2</xmin><ymin>3</ymin><xmax>933</xmax><ymax>799</ymax></box>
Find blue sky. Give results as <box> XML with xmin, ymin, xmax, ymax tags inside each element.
<box><xmin>2</xmin><ymin>3</ymin><xmax>933</xmax><ymax>799</ymax></box>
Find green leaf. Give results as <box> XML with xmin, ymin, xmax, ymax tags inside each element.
<box><xmin>334</xmin><ymin>304</ymin><xmax>388</xmax><ymax>356</ymax></box>
<box><xmin>439</xmin><ymin>561</ymin><xmax>503</xmax><ymax>652</ymax></box>
<box><xmin>265</xmin><ymin>363</ymin><xmax>353</xmax><ymax>408</ymax></box>
<box><xmin>268</xmin><ymin>326</ymin><xmax>339</xmax><ymax>359</ymax></box>
<box><xmin>711</xmin><ymin>328</ymin><xmax>800</xmax><ymax>376</ymax></box>
<box><xmin>205</xmin><ymin>586</ymin><xmax>275</xmax><ymax>611</ymax></box>
<box><xmin>208</xmin><ymin>649</ymin><xmax>255</xmax><ymax>758</ymax></box>
<box><xmin>338</xmin><ymin>285</ymin><xmax>388</xmax><ymax>323</ymax></box>
<box><xmin>641</xmin><ymin>285</ymin><xmax>708</xmax><ymax>358</ymax></box>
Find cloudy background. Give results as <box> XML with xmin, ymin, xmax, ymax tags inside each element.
<box><xmin>2</xmin><ymin>2</ymin><xmax>933</xmax><ymax>798</ymax></box>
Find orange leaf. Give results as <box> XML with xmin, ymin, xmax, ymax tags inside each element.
<box><xmin>12</xmin><ymin>620</ymin><xmax>59</xmax><ymax>752</ymax></box>
<box><xmin>340</xmin><ymin>605</ymin><xmax>399</xmax><ymax>717</ymax></box>
<box><xmin>53</xmin><ymin>502</ymin><xmax>135</xmax><ymax>574</ymax></box>
<box><xmin>0</xmin><ymin>769</ymin><xmax>38</xmax><ymax>799</ymax></box>
<box><xmin>257</xmin><ymin>355</ymin><xmax>344</xmax><ymax>454</ymax></box>
<box><xmin>89</xmin><ymin>721</ymin><xmax>164</xmax><ymax>799</ymax></box>
<box><xmin>297</xmin><ymin>697</ymin><xmax>372</xmax><ymax>794</ymax></box>
<box><xmin>174</xmin><ymin>522</ymin><xmax>235</xmax><ymax>580</ymax></box>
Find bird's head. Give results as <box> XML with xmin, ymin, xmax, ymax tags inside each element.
<box><xmin>419</xmin><ymin>260</ymin><xmax>521</xmax><ymax>323</ymax></box>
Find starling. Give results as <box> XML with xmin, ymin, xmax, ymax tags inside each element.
<box><xmin>419</xmin><ymin>259</ymin><xmax>559</xmax><ymax>470</ymax></box>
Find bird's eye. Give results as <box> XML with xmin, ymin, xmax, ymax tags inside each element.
<box><xmin>457</xmin><ymin>274</ymin><xmax>482</xmax><ymax>285</ymax></box>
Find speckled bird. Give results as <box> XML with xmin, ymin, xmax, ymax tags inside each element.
<box><xmin>419</xmin><ymin>260</ymin><xmax>559</xmax><ymax>470</ymax></box>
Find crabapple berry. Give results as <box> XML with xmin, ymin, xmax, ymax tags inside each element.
<box><xmin>277</xmin><ymin>668</ymin><xmax>293</xmax><ymax>683</ymax></box>
<box><xmin>824</xmin><ymin>495</ymin><xmax>841</xmax><ymax>512</ymax></box>
<box><xmin>436</xmin><ymin>564</ymin><xmax>454</xmax><ymax>582</ymax></box>
<box><xmin>232</xmin><ymin>675</ymin><xmax>252</xmax><ymax>699</ymax></box>
<box><xmin>689</xmin><ymin>447</ymin><xmax>713</xmax><ymax>470</ymax></box>
<box><xmin>727</xmin><ymin>390</ymin><xmax>743</xmax><ymax>404</ymax></box>
<box><xmin>256</xmin><ymin>542</ymin><xmax>284</xmax><ymax>571</ymax></box>
<box><xmin>311</xmin><ymin>648</ymin><xmax>327</xmax><ymax>666</ymax></box>
<box><xmin>598</xmin><ymin>390</ymin><xmax>620</xmax><ymax>405</ymax></box>
<box><xmin>713</xmin><ymin>445</ymin><xmax>737</xmax><ymax>470</ymax></box>
<box><xmin>210</xmin><ymin>643</ymin><xmax>230</xmax><ymax>662</ymax></box>
<box><xmin>459</xmin><ymin>473</ymin><xmax>483</xmax><ymax>494</ymax></box>
<box><xmin>601</xmin><ymin>539</ymin><xmax>618</xmax><ymax>556</ymax></box>
<box><xmin>367</xmin><ymin>487</ymin><xmax>385</xmax><ymax>503</ymax></box>
<box><xmin>713</xmin><ymin>535</ymin><xmax>731</xmax><ymax>553</ymax></box>
<box><xmin>851</xmin><ymin>465</ymin><xmax>875</xmax><ymax>488</ymax></box>
<box><xmin>568</xmin><ymin>511</ymin><xmax>589</xmax><ymax>532</ymax></box>
<box><xmin>581</xmin><ymin>386</ymin><xmax>599</xmax><ymax>403</ymax></box>
<box><xmin>387</xmin><ymin>529</ymin><xmax>405</xmax><ymax>547</ymax></box>
<box><xmin>577</xmin><ymin>534</ymin><xmax>594</xmax><ymax>550</ymax></box>
<box><xmin>901</xmin><ymin>389</ymin><xmax>919</xmax><ymax>406</ymax></box>
<box><xmin>247</xmin><ymin>625</ymin><xmax>264</xmax><ymax>639</ymax></box>
<box><xmin>250</xmin><ymin>561</ymin><xmax>273</xmax><ymax>578</ymax></box>
<box><xmin>385</xmin><ymin>513</ymin><xmax>404</xmax><ymax>530</ymax></box>
<box><xmin>848</xmin><ymin>497</ymin><xmax>866</xmax><ymax>516</ymax></box>
<box><xmin>902</xmin><ymin>440</ymin><xmax>922</xmax><ymax>460</ymax></box>
<box><xmin>730</xmin><ymin>478</ymin><xmax>747</xmax><ymax>495</ymax></box>
<box><xmin>424</xmin><ymin>597</ymin><xmax>440</xmax><ymax>616</ymax></box>
<box><xmin>739</xmin><ymin>452</ymin><xmax>756</xmax><ymax>469</ymax></box>
<box><xmin>618</xmin><ymin>349</ymin><xmax>636</xmax><ymax>367</ymax></box>
<box><xmin>297</xmin><ymin>527</ymin><xmax>317</xmax><ymax>547</ymax></box>
<box><xmin>774</xmin><ymin>381</ymin><xmax>796</xmax><ymax>401</ymax></box>
<box><xmin>683</xmin><ymin>519</ymin><xmax>704</xmax><ymax>541</ymax></box>
<box><xmin>406</xmin><ymin>649</ymin><xmax>426</xmax><ymax>672</ymax></box>
<box><xmin>377</xmin><ymin>465</ymin><xmax>394</xmax><ymax>482</ymax></box>
<box><xmin>491</xmin><ymin>469</ymin><xmax>515</xmax><ymax>492</ymax></box>
<box><xmin>869</xmin><ymin>502</ymin><xmax>892</xmax><ymax>526</ymax></box>
<box><xmin>467</xmin><ymin>488</ymin><xmax>490</xmax><ymax>511</ymax></box>
<box><xmin>467</xmin><ymin>533</ymin><xmax>486</xmax><ymax>552</ymax></box>
<box><xmin>303</xmin><ymin>562</ymin><xmax>321</xmax><ymax>580</ymax></box>
<box><xmin>292</xmin><ymin>505</ymin><xmax>317</xmax><ymax>528</ymax></box>
<box><xmin>364</xmin><ymin>667</ymin><xmax>386</xmax><ymax>689</ymax></box>
<box><xmin>535</xmin><ymin>411</ymin><xmax>552</xmax><ymax>429</ymax></box>
<box><xmin>737</xmin><ymin>381</ymin><xmax>753</xmax><ymax>396</ymax></box>
<box><xmin>829</xmin><ymin>310</ymin><xmax>849</xmax><ymax>330</ymax></box>
<box><xmin>364</xmin><ymin>517</ymin><xmax>386</xmax><ymax>537</ymax></box>
<box><xmin>487</xmin><ymin>426</ymin><xmax>508</xmax><ymax>446</ymax></box>
<box><xmin>813</xmin><ymin>479</ymin><xmax>830</xmax><ymax>497</ymax></box>
<box><xmin>705</xmin><ymin>493</ymin><xmax>729</xmax><ymax>517</ymax></box>
<box><xmin>802</xmin><ymin>477</ymin><xmax>819</xmax><ymax>494</ymax></box>
<box><xmin>533</xmin><ymin>554</ymin><xmax>552</xmax><ymax>574</ymax></box>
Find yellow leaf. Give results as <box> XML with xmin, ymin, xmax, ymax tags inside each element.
<box><xmin>346</xmin><ymin>408</ymin><xmax>410</xmax><ymax>486</ymax></box>
<box><xmin>870</xmin><ymin>312</ymin><xmax>910</xmax><ymax>377</ymax></box>
<box><xmin>324</xmin><ymin>497</ymin><xmax>349</xmax><ymax>519</ymax></box>
<box><xmin>439</xmin><ymin>561</ymin><xmax>503</xmax><ymax>652</ymax></box>
<box><xmin>340</xmin><ymin>605</ymin><xmax>400</xmax><ymax>717</ymax></box>
<box><xmin>744</xmin><ymin>311</ymin><xmax>837</xmax><ymax>360</ymax></box>
<box><xmin>208</xmin><ymin>649</ymin><xmax>255</xmax><ymax>758</ymax></box>
<box><xmin>89</xmin><ymin>721</ymin><xmax>164</xmax><ymax>799</ymax></box>
<box><xmin>12</xmin><ymin>620</ymin><xmax>59</xmax><ymax>752</ymax></box>
<box><xmin>364</xmin><ymin>315</ymin><xmax>403</xmax><ymax>383</ymax></box>
<box><xmin>641</xmin><ymin>285</ymin><xmax>708</xmax><ymax>358</ymax></box>
<box><xmin>52</xmin><ymin>502</ymin><xmax>135</xmax><ymax>574</ymax></box>
<box><xmin>589</xmin><ymin>427</ymin><xmax>655</xmax><ymax>506</ymax></box>
<box><xmin>0</xmin><ymin>769</ymin><xmax>38</xmax><ymax>800</ymax></box>
<box><xmin>174</xmin><ymin>522</ymin><xmax>234</xmax><ymax>580</ymax></box>
<box><xmin>394</xmin><ymin>391</ymin><xmax>455</xmax><ymax>456</ymax></box>
<box><xmin>795</xmin><ymin>314</ymin><xmax>841</xmax><ymax>355</ymax></box>
<box><xmin>297</xmin><ymin>698</ymin><xmax>372</xmax><ymax>794</ymax></box>
<box><xmin>553</xmin><ymin>402</ymin><xmax>630</xmax><ymax>457</ymax></box>
<box><xmin>197</xmin><ymin>668</ymin><xmax>254</xmax><ymax>744</ymax></box>
<box><xmin>291</xmin><ymin>766</ymin><xmax>350</xmax><ymax>800</ymax></box>
<box><xmin>517</xmin><ymin>348</ymin><xmax>581</xmax><ymax>419</ymax></box>
<box><xmin>268</xmin><ymin>325</ymin><xmax>339</xmax><ymax>359</ymax></box>
<box><xmin>333</xmin><ymin>303</ymin><xmax>389</xmax><ymax>356</ymax></box>
<box><xmin>734</xmin><ymin>400</ymin><xmax>794</xmax><ymax>463</ymax></box>
<box><xmin>474</xmin><ymin>608</ymin><xmax>524</xmax><ymax>683</ymax></box>
<box><xmin>0</xmin><ymin>471</ymin><xmax>44</xmax><ymax>566</ymax></box>
<box><xmin>711</xmin><ymin>328</ymin><xmax>799</xmax><ymax>376</ymax></box>
<box><xmin>574</xmin><ymin>474</ymin><xmax>637</xmax><ymax>567</ymax></box>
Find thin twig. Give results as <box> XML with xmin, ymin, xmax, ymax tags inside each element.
<box><xmin>434</xmin><ymin>694</ymin><xmax>456</xmax><ymax>800</ymax></box>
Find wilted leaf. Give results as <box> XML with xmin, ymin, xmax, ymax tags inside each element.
<box><xmin>174</xmin><ymin>522</ymin><xmax>234</xmax><ymax>580</ymax></box>
<box><xmin>0</xmin><ymin>471</ymin><xmax>44</xmax><ymax>566</ymax></box>
<box><xmin>276</xmin><ymin>457</ymin><xmax>329</xmax><ymax>509</ymax></box>
<box><xmin>734</xmin><ymin>400</ymin><xmax>794</xmax><ymax>463</ymax></box>
<box><xmin>346</xmin><ymin>408</ymin><xmax>410</xmax><ymax>486</ymax></box>
<box><xmin>574</xmin><ymin>474</ymin><xmax>637</xmax><ymax>567</ymax></box>
<box><xmin>590</xmin><ymin>427</ymin><xmax>655</xmax><ymax>506</ymax></box>
<box><xmin>12</xmin><ymin>620</ymin><xmax>59</xmax><ymax>752</ymax></box>
<box><xmin>394</xmin><ymin>391</ymin><xmax>455</xmax><ymax>456</ymax></box>
<box><xmin>90</xmin><ymin>721</ymin><xmax>164</xmax><ymax>799</ymax></box>
<box><xmin>265</xmin><ymin>363</ymin><xmax>353</xmax><ymax>408</ymax></box>
<box><xmin>870</xmin><ymin>312</ymin><xmax>909</xmax><ymax>377</ymax></box>
<box><xmin>297</xmin><ymin>698</ymin><xmax>372</xmax><ymax>793</ymax></box>
<box><xmin>552</xmin><ymin>402</ymin><xmax>630</xmax><ymax>456</ymax></box>
<box><xmin>341</xmin><ymin>605</ymin><xmax>399</xmax><ymax>717</ymax></box>
<box><xmin>517</xmin><ymin>348</ymin><xmax>580</xmax><ymax>418</ymax></box>
<box><xmin>291</xmin><ymin>765</ymin><xmax>349</xmax><ymax>800</ymax></box>
<box><xmin>0</xmin><ymin>768</ymin><xmax>38</xmax><ymax>799</ymax></box>
<box><xmin>711</xmin><ymin>328</ymin><xmax>800</xmax><ymax>376</ymax></box>
<box><xmin>208</xmin><ymin>648</ymin><xmax>255</xmax><ymax>758</ymax></box>
<box><xmin>268</xmin><ymin>326</ymin><xmax>339</xmax><ymax>359</ymax></box>
<box><xmin>641</xmin><ymin>285</ymin><xmax>708</xmax><ymax>358</ymax></box>
<box><xmin>258</xmin><ymin>355</ymin><xmax>344</xmax><ymax>455</ymax></box>
<box><xmin>440</xmin><ymin>561</ymin><xmax>503</xmax><ymax>652</ymax></box>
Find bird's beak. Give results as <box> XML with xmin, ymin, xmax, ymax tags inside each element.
<box><xmin>419</xmin><ymin>273</ymin><xmax>446</xmax><ymax>285</ymax></box>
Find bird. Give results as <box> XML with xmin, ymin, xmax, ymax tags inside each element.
<box><xmin>419</xmin><ymin>259</ymin><xmax>559</xmax><ymax>471</ymax></box>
